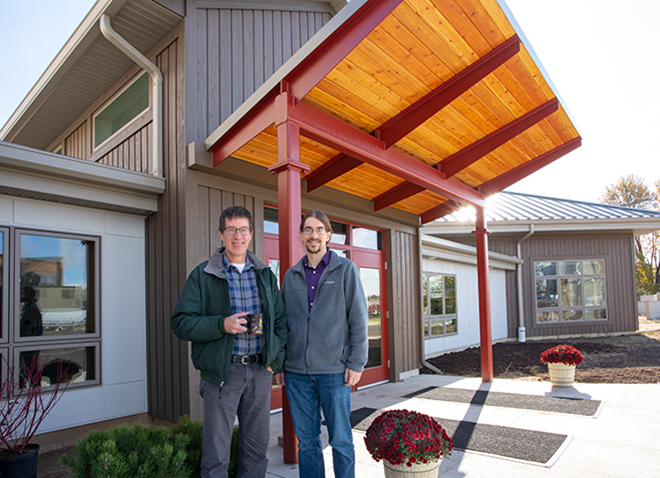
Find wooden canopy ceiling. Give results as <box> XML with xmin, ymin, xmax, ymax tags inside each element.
<box><xmin>207</xmin><ymin>0</ymin><xmax>581</xmax><ymax>224</ymax></box>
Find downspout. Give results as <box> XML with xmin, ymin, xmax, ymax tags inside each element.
<box><xmin>100</xmin><ymin>14</ymin><xmax>163</xmax><ymax>177</ymax></box>
<box><xmin>516</xmin><ymin>224</ymin><xmax>535</xmax><ymax>342</ymax></box>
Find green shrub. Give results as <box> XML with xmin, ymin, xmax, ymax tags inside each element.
<box><xmin>60</xmin><ymin>416</ymin><xmax>232</xmax><ymax>478</ymax></box>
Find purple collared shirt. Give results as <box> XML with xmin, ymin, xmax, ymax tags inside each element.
<box><xmin>304</xmin><ymin>251</ymin><xmax>331</xmax><ymax>312</ymax></box>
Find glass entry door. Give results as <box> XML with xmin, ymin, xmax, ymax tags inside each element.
<box><xmin>353</xmin><ymin>249</ymin><xmax>389</xmax><ymax>387</ymax></box>
<box><xmin>263</xmin><ymin>216</ymin><xmax>389</xmax><ymax>407</ymax></box>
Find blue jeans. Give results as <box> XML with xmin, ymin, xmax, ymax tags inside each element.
<box><xmin>199</xmin><ymin>363</ymin><xmax>272</xmax><ymax>478</ymax></box>
<box><xmin>285</xmin><ymin>372</ymin><xmax>354</xmax><ymax>478</ymax></box>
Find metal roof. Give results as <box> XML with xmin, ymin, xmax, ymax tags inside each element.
<box><xmin>423</xmin><ymin>191</ymin><xmax>660</xmax><ymax>236</ymax></box>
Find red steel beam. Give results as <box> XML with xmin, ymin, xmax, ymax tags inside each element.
<box><xmin>374</xmin><ymin>98</ymin><xmax>558</xmax><ymax>210</ymax></box>
<box><xmin>420</xmin><ymin>199</ymin><xmax>464</xmax><ymax>225</ymax></box>
<box><xmin>290</xmin><ymin>100</ymin><xmax>485</xmax><ymax>208</ymax></box>
<box><xmin>439</xmin><ymin>98</ymin><xmax>559</xmax><ymax>178</ymax></box>
<box><xmin>473</xmin><ymin>207</ymin><xmax>494</xmax><ymax>382</ymax></box>
<box><xmin>287</xmin><ymin>0</ymin><xmax>404</xmax><ymax>100</ymax></box>
<box><xmin>305</xmin><ymin>153</ymin><xmax>363</xmax><ymax>192</ymax></box>
<box><xmin>373</xmin><ymin>182</ymin><xmax>424</xmax><ymax>211</ymax></box>
<box><xmin>375</xmin><ymin>35</ymin><xmax>521</xmax><ymax>148</ymax></box>
<box><xmin>211</xmin><ymin>96</ymin><xmax>277</xmax><ymax>165</ymax></box>
<box><xmin>478</xmin><ymin>136</ymin><xmax>582</xmax><ymax>196</ymax></box>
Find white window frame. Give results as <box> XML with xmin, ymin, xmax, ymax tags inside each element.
<box><xmin>422</xmin><ymin>272</ymin><xmax>458</xmax><ymax>338</ymax></box>
<box><xmin>534</xmin><ymin>258</ymin><xmax>608</xmax><ymax>324</ymax></box>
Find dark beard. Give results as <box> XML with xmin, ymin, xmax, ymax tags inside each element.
<box><xmin>305</xmin><ymin>241</ymin><xmax>323</xmax><ymax>254</ymax></box>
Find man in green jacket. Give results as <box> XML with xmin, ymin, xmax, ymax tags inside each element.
<box><xmin>171</xmin><ymin>206</ymin><xmax>286</xmax><ymax>478</ymax></box>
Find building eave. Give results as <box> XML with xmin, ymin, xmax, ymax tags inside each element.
<box><xmin>0</xmin><ymin>141</ymin><xmax>164</xmax><ymax>215</ymax></box>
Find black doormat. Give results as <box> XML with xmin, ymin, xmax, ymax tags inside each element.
<box><xmin>403</xmin><ymin>387</ymin><xmax>602</xmax><ymax>417</ymax></box>
<box><xmin>351</xmin><ymin>407</ymin><xmax>567</xmax><ymax>465</ymax></box>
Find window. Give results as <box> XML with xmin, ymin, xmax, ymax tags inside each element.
<box><xmin>534</xmin><ymin>259</ymin><xmax>607</xmax><ymax>323</ymax></box>
<box><xmin>0</xmin><ymin>228</ymin><xmax>100</xmax><ymax>391</ymax></box>
<box><xmin>93</xmin><ymin>73</ymin><xmax>149</xmax><ymax>148</ymax></box>
<box><xmin>263</xmin><ymin>207</ymin><xmax>384</xmax><ymax>252</ymax></box>
<box><xmin>422</xmin><ymin>272</ymin><xmax>457</xmax><ymax>338</ymax></box>
<box><xmin>1</xmin><ymin>228</ymin><xmax>7</xmax><ymax>342</ymax></box>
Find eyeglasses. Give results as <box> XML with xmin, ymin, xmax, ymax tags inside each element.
<box><xmin>223</xmin><ymin>227</ymin><xmax>252</xmax><ymax>236</ymax></box>
<box><xmin>303</xmin><ymin>226</ymin><xmax>327</xmax><ymax>236</ymax></box>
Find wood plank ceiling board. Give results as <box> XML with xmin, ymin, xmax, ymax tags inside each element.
<box><xmin>207</xmin><ymin>0</ymin><xmax>582</xmax><ymax>223</ymax></box>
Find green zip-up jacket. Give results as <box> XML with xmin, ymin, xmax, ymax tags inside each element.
<box><xmin>171</xmin><ymin>248</ymin><xmax>287</xmax><ymax>386</ymax></box>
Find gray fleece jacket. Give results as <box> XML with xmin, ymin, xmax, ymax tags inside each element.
<box><xmin>281</xmin><ymin>250</ymin><xmax>368</xmax><ymax>375</ymax></box>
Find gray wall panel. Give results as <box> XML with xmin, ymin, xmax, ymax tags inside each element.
<box><xmin>191</xmin><ymin>5</ymin><xmax>331</xmax><ymax>140</ymax></box>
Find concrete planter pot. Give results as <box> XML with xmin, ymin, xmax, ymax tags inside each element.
<box><xmin>547</xmin><ymin>362</ymin><xmax>576</xmax><ymax>387</ymax></box>
<box><xmin>383</xmin><ymin>459</ymin><xmax>441</xmax><ymax>477</ymax></box>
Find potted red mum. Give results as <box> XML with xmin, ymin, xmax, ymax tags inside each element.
<box><xmin>540</xmin><ymin>344</ymin><xmax>584</xmax><ymax>387</ymax></box>
<box><xmin>364</xmin><ymin>409</ymin><xmax>453</xmax><ymax>477</ymax></box>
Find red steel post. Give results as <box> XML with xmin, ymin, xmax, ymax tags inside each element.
<box><xmin>473</xmin><ymin>206</ymin><xmax>494</xmax><ymax>382</ymax></box>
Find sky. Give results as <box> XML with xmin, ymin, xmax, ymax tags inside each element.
<box><xmin>1</xmin><ymin>0</ymin><xmax>659</xmax><ymax>204</ymax></box>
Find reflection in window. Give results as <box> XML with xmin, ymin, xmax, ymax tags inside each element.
<box><xmin>264</xmin><ymin>207</ymin><xmax>279</xmax><ymax>234</ymax></box>
<box><xmin>268</xmin><ymin>259</ymin><xmax>280</xmax><ymax>288</ymax></box>
<box><xmin>429</xmin><ymin>275</ymin><xmax>443</xmax><ymax>316</ymax></box>
<box><xmin>18</xmin><ymin>233</ymin><xmax>96</xmax><ymax>337</ymax></box>
<box><xmin>361</xmin><ymin>268</ymin><xmax>382</xmax><ymax>368</ymax></box>
<box><xmin>422</xmin><ymin>275</ymin><xmax>428</xmax><ymax>316</ymax></box>
<box><xmin>19</xmin><ymin>346</ymin><xmax>96</xmax><ymax>387</ymax></box>
<box><xmin>536</xmin><ymin>279</ymin><xmax>558</xmax><ymax>307</ymax></box>
<box><xmin>535</xmin><ymin>262</ymin><xmax>556</xmax><ymax>276</ymax></box>
<box><xmin>560</xmin><ymin>278</ymin><xmax>582</xmax><ymax>307</ymax></box>
<box><xmin>444</xmin><ymin>276</ymin><xmax>456</xmax><ymax>314</ymax></box>
<box><xmin>422</xmin><ymin>272</ymin><xmax>457</xmax><ymax>338</ymax></box>
<box><xmin>534</xmin><ymin>259</ymin><xmax>607</xmax><ymax>324</ymax></box>
<box><xmin>1</xmin><ymin>230</ymin><xmax>5</xmax><ymax>340</ymax></box>
<box><xmin>329</xmin><ymin>221</ymin><xmax>348</xmax><ymax>245</ymax></box>
<box><xmin>352</xmin><ymin>227</ymin><xmax>383</xmax><ymax>250</ymax></box>
<box><xmin>330</xmin><ymin>249</ymin><xmax>349</xmax><ymax>259</ymax></box>
<box><xmin>559</xmin><ymin>261</ymin><xmax>581</xmax><ymax>275</ymax></box>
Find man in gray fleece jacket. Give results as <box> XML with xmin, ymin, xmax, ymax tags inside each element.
<box><xmin>276</xmin><ymin>209</ymin><xmax>368</xmax><ymax>478</ymax></box>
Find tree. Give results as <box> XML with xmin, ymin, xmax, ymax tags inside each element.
<box><xmin>600</xmin><ymin>175</ymin><xmax>660</xmax><ymax>296</ymax></box>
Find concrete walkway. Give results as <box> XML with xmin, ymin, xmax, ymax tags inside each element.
<box><xmin>265</xmin><ymin>374</ymin><xmax>660</xmax><ymax>478</ymax></box>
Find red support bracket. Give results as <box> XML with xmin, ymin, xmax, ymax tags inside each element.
<box><xmin>420</xmin><ymin>199</ymin><xmax>463</xmax><ymax>224</ymax></box>
<box><xmin>290</xmin><ymin>100</ymin><xmax>485</xmax><ymax>208</ymax></box>
<box><xmin>211</xmin><ymin>96</ymin><xmax>277</xmax><ymax>166</ymax></box>
<box><xmin>305</xmin><ymin>153</ymin><xmax>362</xmax><ymax>192</ymax></box>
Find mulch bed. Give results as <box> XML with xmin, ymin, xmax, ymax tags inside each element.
<box><xmin>422</xmin><ymin>331</ymin><xmax>660</xmax><ymax>384</ymax></box>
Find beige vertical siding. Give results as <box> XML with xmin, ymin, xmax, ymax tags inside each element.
<box><xmin>433</xmin><ymin>232</ymin><xmax>638</xmax><ymax>339</ymax></box>
<box><xmin>63</xmin><ymin>121</ymin><xmax>89</xmax><ymax>160</ymax></box>
<box><xmin>388</xmin><ymin>230</ymin><xmax>421</xmax><ymax>380</ymax></box>
<box><xmin>191</xmin><ymin>6</ymin><xmax>331</xmax><ymax>140</ymax></box>
<box><xmin>145</xmin><ymin>36</ymin><xmax>189</xmax><ymax>423</ymax></box>
<box><xmin>96</xmin><ymin>125</ymin><xmax>151</xmax><ymax>173</ymax></box>
<box><xmin>521</xmin><ymin>233</ymin><xmax>637</xmax><ymax>337</ymax></box>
